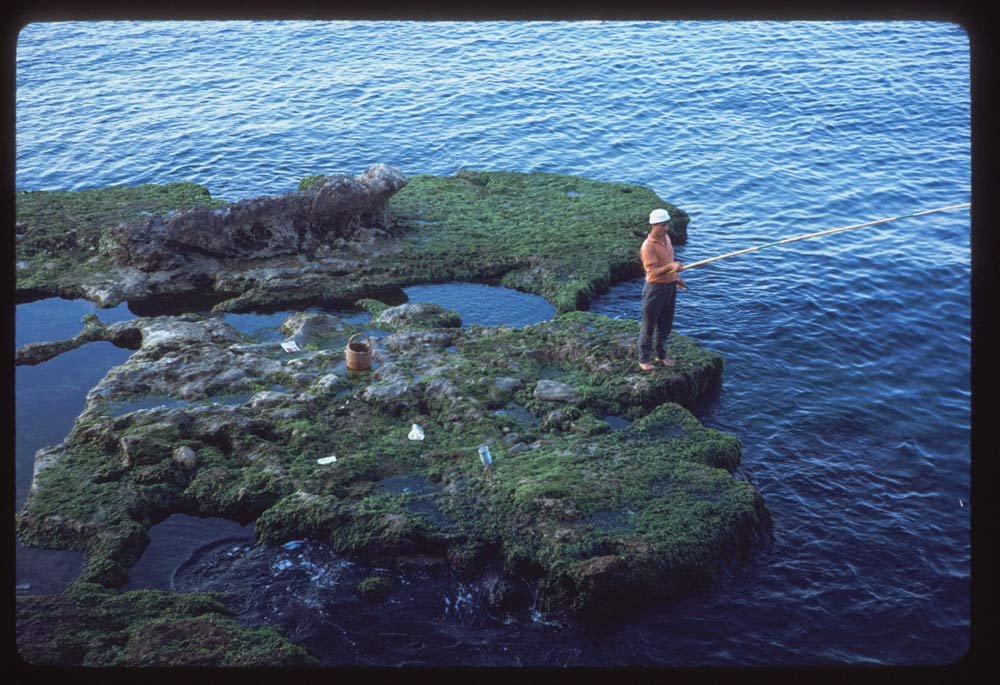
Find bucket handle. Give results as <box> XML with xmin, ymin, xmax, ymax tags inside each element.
<box><xmin>347</xmin><ymin>333</ymin><xmax>372</xmax><ymax>351</ymax></box>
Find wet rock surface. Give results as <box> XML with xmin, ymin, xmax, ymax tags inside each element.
<box><xmin>15</xmin><ymin>582</ymin><xmax>314</xmax><ymax>667</ymax></box>
<box><xmin>375</xmin><ymin>302</ymin><xmax>463</xmax><ymax>330</ymax></box>
<box><xmin>16</xmin><ymin>169</ymin><xmax>688</xmax><ymax>315</ymax></box>
<box><xmin>15</xmin><ymin>170</ymin><xmax>761</xmax><ymax>667</ymax></box>
<box><xmin>16</xmin><ymin>305</ymin><xmax>769</xmax><ymax>631</ymax></box>
<box><xmin>534</xmin><ymin>379</ymin><xmax>583</xmax><ymax>403</ymax></box>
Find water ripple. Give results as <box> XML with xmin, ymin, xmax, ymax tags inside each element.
<box><xmin>14</xmin><ymin>20</ymin><xmax>970</xmax><ymax>667</ymax></box>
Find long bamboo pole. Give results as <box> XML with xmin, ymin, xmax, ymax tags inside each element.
<box><xmin>676</xmin><ymin>202</ymin><xmax>971</xmax><ymax>272</ymax></box>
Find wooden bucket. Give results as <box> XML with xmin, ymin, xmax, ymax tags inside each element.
<box><xmin>345</xmin><ymin>333</ymin><xmax>373</xmax><ymax>370</ymax></box>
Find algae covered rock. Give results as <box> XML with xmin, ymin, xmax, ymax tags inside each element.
<box><xmin>356</xmin><ymin>575</ymin><xmax>393</xmax><ymax>602</ymax></box>
<box><xmin>16</xmin><ymin>583</ymin><xmax>315</xmax><ymax>667</ymax></box>
<box><xmin>389</xmin><ymin>170</ymin><xmax>688</xmax><ymax>313</ymax></box>
<box><xmin>14</xmin><ymin>182</ymin><xmax>227</xmax><ymax>298</ymax></box>
<box><xmin>17</xmin><ymin>169</ymin><xmax>688</xmax><ymax>315</ymax></box>
<box><xmin>17</xmin><ymin>308</ymin><xmax>769</xmax><ymax>622</ymax></box>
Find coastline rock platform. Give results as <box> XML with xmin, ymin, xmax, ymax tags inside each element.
<box><xmin>16</xmin><ymin>167</ymin><xmax>688</xmax><ymax>315</ymax></box>
<box><xmin>16</xmin><ymin>168</ymin><xmax>766</xmax><ymax>665</ymax></box>
<box><xmin>16</xmin><ymin>307</ymin><xmax>769</xmax><ymax>621</ymax></box>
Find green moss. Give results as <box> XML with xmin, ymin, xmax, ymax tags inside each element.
<box><xmin>255</xmin><ymin>491</ymin><xmax>346</xmax><ymax>545</ymax></box>
<box><xmin>297</xmin><ymin>174</ymin><xmax>328</xmax><ymax>192</ymax></box>
<box><xmin>19</xmin><ymin>171</ymin><xmax>689</xmax><ymax>317</ymax></box>
<box><xmin>16</xmin><ymin>182</ymin><xmax>225</xmax><ymax>234</ymax></box>
<box><xmin>16</xmin><ymin>182</ymin><xmax>228</xmax><ymax>294</ymax></box>
<box><xmin>18</xmin><ymin>302</ymin><xmax>766</xmax><ymax>621</ymax></box>
<box><xmin>14</xmin><ymin>444</ymin><xmax>151</xmax><ymax>585</ymax></box>
<box><xmin>355</xmin><ymin>298</ymin><xmax>391</xmax><ymax>317</ymax></box>
<box><xmin>386</xmin><ymin>171</ymin><xmax>683</xmax><ymax>313</ymax></box>
<box><xmin>16</xmin><ymin>583</ymin><xmax>315</xmax><ymax>667</ymax></box>
<box><xmin>357</xmin><ymin>575</ymin><xmax>393</xmax><ymax>602</ymax></box>
<box><xmin>294</xmin><ymin>170</ymin><xmax>688</xmax><ymax>314</ymax></box>
<box><xmin>434</xmin><ymin>416</ymin><xmax>763</xmax><ymax>615</ymax></box>
<box><xmin>182</xmin><ymin>464</ymin><xmax>289</xmax><ymax>522</ymax></box>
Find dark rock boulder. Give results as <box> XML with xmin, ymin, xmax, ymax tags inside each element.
<box><xmin>101</xmin><ymin>164</ymin><xmax>407</xmax><ymax>272</ymax></box>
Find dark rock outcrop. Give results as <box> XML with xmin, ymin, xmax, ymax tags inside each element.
<box><xmin>101</xmin><ymin>164</ymin><xmax>407</xmax><ymax>272</ymax></box>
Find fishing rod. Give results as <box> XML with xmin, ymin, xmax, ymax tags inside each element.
<box><xmin>674</xmin><ymin>202</ymin><xmax>971</xmax><ymax>274</ymax></box>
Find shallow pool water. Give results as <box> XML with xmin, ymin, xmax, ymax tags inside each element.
<box><xmin>403</xmin><ymin>282</ymin><xmax>555</xmax><ymax>328</ymax></box>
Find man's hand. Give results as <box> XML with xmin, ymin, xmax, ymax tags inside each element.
<box><xmin>650</xmin><ymin>261</ymin><xmax>684</xmax><ymax>279</ymax></box>
<box><xmin>676</xmin><ymin>276</ymin><xmax>687</xmax><ymax>290</ymax></box>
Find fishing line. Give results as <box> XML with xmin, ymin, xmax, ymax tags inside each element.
<box><xmin>676</xmin><ymin>202</ymin><xmax>971</xmax><ymax>272</ymax></box>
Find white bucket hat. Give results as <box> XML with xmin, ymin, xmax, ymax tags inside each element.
<box><xmin>649</xmin><ymin>208</ymin><xmax>671</xmax><ymax>225</ymax></box>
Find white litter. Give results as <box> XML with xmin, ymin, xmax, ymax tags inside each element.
<box><xmin>316</xmin><ymin>455</ymin><xmax>337</xmax><ymax>465</ymax></box>
<box><xmin>408</xmin><ymin>423</ymin><xmax>425</xmax><ymax>441</ymax></box>
<box><xmin>478</xmin><ymin>444</ymin><xmax>493</xmax><ymax>467</ymax></box>
<box><xmin>959</xmin><ymin>499</ymin><xmax>964</xmax><ymax>507</ymax></box>
<box><xmin>281</xmin><ymin>340</ymin><xmax>301</xmax><ymax>353</ymax></box>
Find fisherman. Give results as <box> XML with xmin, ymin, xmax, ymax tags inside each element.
<box><xmin>638</xmin><ymin>208</ymin><xmax>686</xmax><ymax>372</ymax></box>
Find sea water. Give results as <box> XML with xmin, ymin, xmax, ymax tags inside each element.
<box><xmin>14</xmin><ymin>20</ymin><xmax>970</xmax><ymax>666</ymax></box>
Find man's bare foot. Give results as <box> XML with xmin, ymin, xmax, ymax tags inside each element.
<box><xmin>639</xmin><ymin>362</ymin><xmax>656</xmax><ymax>373</ymax></box>
<box><xmin>657</xmin><ymin>357</ymin><xmax>675</xmax><ymax>367</ymax></box>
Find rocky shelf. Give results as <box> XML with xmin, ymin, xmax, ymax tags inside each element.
<box><xmin>15</xmin><ymin>166</ymin><xmax>687</xmax><ymax>315</ymax></box>
<box><xmin>15</xmin><ymin>168</ymin><xmax>769</xmax><ymax>666</ymax></box>
<box><xmin>16</xmin><ymin>582</ymin><xmax>315</xmax><ymax>667</ymax></box>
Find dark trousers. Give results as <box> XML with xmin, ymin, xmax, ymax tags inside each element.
<box><xmin>638</xmin><ymin>281</ymin><xmax>677</xmax><ymax>363</ymax></box>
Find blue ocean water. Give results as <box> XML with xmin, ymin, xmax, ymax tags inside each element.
<box><xmin>14</xmin><ymin>20</ymin><xmax>970</xmax><ymax>666</ymax></box>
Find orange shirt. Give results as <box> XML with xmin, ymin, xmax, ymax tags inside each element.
<box><xmin>640</xmin><ymin>233</ymin><xmax>677</xmax><ymax>284</ymax></box>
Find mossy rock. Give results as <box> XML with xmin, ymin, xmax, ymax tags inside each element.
<box><xmin>297</xmin><ymin>174</ymin><xmax>328</xmax><ymax>192</ymax></box>
<box><xmin>18</xmin><ymin>170</ymin><xmax>689</xmax><ymax>315</ymax></box>
<box><xmin>15</xmin><ymin>182</ymin><xmax>228</xmax><ymax>294</ymax></box>
<box><xmin>17</xmin><ymin>308</ymin><xmax>766</xmax><ymax>623</ymax></box>
<box><xmin>356</xmin><ymin>575</ymin><xmax>393</xmax><ymax>602</ymax></box>
<box><xmin>387</xmin><ymin>170</ymin><xmax>688</xmax><ymax>313</ymax></box>
<box><xmin>15</xmin><ymin>583</ymin><xmax>315</xmax><ymax>667</ymax></box>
